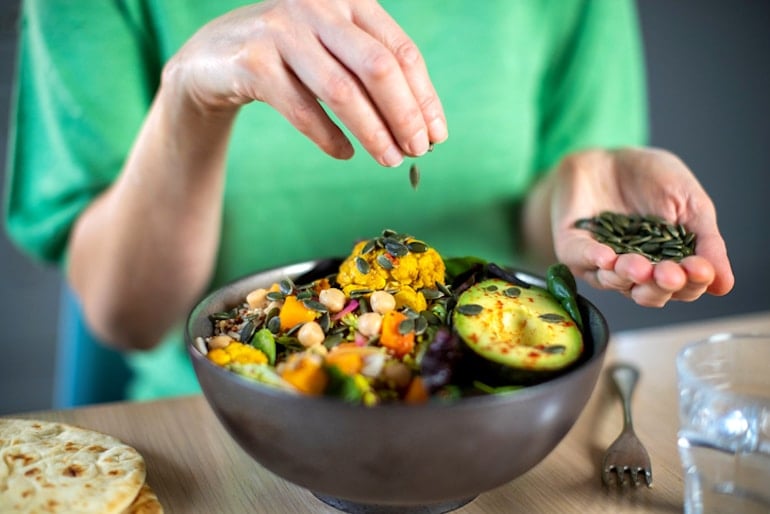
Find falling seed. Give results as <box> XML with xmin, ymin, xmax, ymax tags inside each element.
<box><xmin>409</xmin><ymin>163</ymin><xmax>420</xmax><ymax>190</ymax></box>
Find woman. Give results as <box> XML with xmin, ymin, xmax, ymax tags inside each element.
<box><xmin>5</xmin><ymin>0</ymin><xmax>733</xmax><ymax>400</ymax></box>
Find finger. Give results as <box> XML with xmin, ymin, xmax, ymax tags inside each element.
<box><xmin>693</xmin><ymin>231</ymin><xmax>734</xmax><ymax>296</ymax></box>
<box><xmin>626</xmin><ymin>260</ymin><xmax>685</xmax><ymax>307</ymax></box>
<box><xmin>279</xmin><ymin>33</ymin><xmax>404</xmax><ymax>167</ymax></box>
<box><xmin>262</xmin><ymin>65</ymin><xmax>354</xmax><ymax>159</ymax></box>
<box><xmin>628</xmin><ymin>281</ymin><xmax>674</xmax><ymax>308</ymax></box>
<box><xmin>680</xmin><ymin>205</ymin><xmax>734</xmax><ymax>295</ymax></box>
<box><xmin>317</xmin><ymin>21</ymin><xmax>431</xmax><ymax>157</ymax></box>
<box><xmin>594</xmin><ymin>268</ymin><xmax>635</xmax><ymax>293</ymax></box>
<box><xmin>651</xmin><ymin>259</ymin><xmax>688</xmax><ymax>291</ymax></box>
<box><xmin>670</xmin><ymin>256</ymin><xmax>715</xmax><ymax>302</ymax></box>
<box><xmin>613</xmin><ymin>253</ymin><xmax>655</xmax><ymax>284</ymax></box>
<box><xmin>351</xmin><ymin>2</ymin><xmax>448</xmax><ymax>144</ymax></box>
<box><xmin>558</xmin><ymin>234</ymin><xmax>618</xmax><ymax>279</ymax></box>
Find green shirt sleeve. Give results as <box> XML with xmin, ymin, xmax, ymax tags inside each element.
<box><xmin>4</xmin><ymin>0</ymin><xmax>159</xmax><ymax>265</ymax></box>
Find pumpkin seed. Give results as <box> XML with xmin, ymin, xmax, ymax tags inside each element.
<box><xmin>266</xmin><ymin>291</ymin><xmax>285</xmax><ymax>302</ymax></box>
<box><xmin>355</xmin><ymin>256</ymin><xmax>370</xmax><ymax>274</ymax></box>
<box><xmin>267</xmin><ymin>315</ymin><xmax>281</xmax><ymax>334</ymax></box>
<box><xmin>323</xmin><ymin>332</ymin><xmax>346</xmax><ymax>349</ymax></box>
<box><xmin>302</xmin><ymin>299</ymin><xmax>328</xmax><ymax>313</ymax></box>
<box><xmin>239</xmin><ymin>319</ymin><xmax>257</xmax><ymax>343</ymax></box>
<box><xmin>398</xmin><ymin>318</ymin><xmax>415</xmax><ymax>335</ymax></box>
<box><xmin>437</xmin><ymin>282</ymin><xmax>453</xmax><ymax>297</ymax></box>
<box><xmin>376</xmin><ymin>253</ymin><xmax>394</xmax><ymax>270</ymax></box>
<box><xmin>383</xmin><ymin>239</ymin><xmax>409</xmax><ymax>258</ymax></box>
<box><xmin>539</xmin><ymin>313</ymin><xmax>566</xmax><ymax>323</ymax></box>
<box><xmin>406</xmin><ymin>240</ymin><xmax>428</xmax><ymax>253</ymax></box>
<box><xmin>409</xmin><ymin>163</ymin><xmax>420</xmax><ymax>190</ymax></box>
<box><xmin>414</xmin><ymin>315</ymin><xmax>428</xmax><ymax>335</ymax></box>
<box><xmin>296</xmin><ymin>289</ymin><xmax>313</xmax><ymax>301</ymax></box>
<box><xmin>279</xmin><ymin>279</ymin><xmax>294</xmax><ymax>296</ymax></box>
<box><xmin>360</xmin><ymin>239</ymin><xmax>376</xmax><ymax>255</ymax></box>
<box><xmin>542</xmin><ymin>345</ymin><xmax>567</xmax><ymax>354</ymax></box>
<box><xmin>503</xmin><ymin>287</ymin><xmax>521</xmax><ymax>298</ymax></box>
<box><xmin>209</xmin><ymin>310</ymin><xmax>235</xmax><ymax>321</ymax></box>
<box><xmin>349</xmin><ymin>288</ymin><xmax>373</xmax><ymax>298</ymax></box>
<box><xmin>319</xmin><ymin>312</ymin><xmax>331</xmax><ymax>332</ymax></box>
<box><xmin>574</xmin><ymin>211</ymin><xmax>696</xmax><ymax>263</ymax></box>
<box><xmin>421</xmin><ymin>287</ymin><xmax>443</xmax><ymax>300</ymax></box>
<box><xmin>456</xmin><ymin>304</ymin><xmax>484</xmax><ymax>316</ymax></box>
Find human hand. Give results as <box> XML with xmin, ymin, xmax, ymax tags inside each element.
<box><xmin>548</xmin><ymin>147</ymin><xmax>734</xmax><ymax>307</ymax></box>
<box><xmin>162</xmin><ymin>0</ymin><xmax>447</xmax><ymax>167</ymax></box>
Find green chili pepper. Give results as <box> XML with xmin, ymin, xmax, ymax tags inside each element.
<box><xmin>546</xmin><ymin>263</ymin><xmax>583</xmax><ymax>332</ymax></box>
<box><xmin>251</xmin><ymin>328</ymin><xmax>277</xmax><ymax>365</ymax></box>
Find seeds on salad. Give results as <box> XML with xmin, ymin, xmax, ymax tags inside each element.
<box><xmin>574</xmin><ymin>211</ymin><xmax>697</xmax><ymax>262</ymax></box>
<box><xmin>376</xmin><ymin>253</ymin><xmax>394</xmax><ymax>270</ymax></box>
<box><xmin>279</xmin><ymin>279</ymin><xmax>294</xmax><ymax>296</ymax></box>
<box><xmin>355</xmin><ymin>256</ymin><xmax>370</xmax><ymax>275</ymax></box>
<box><xmin>456</xmin><ymin>303</ymin><xmax>484</xmax><ymax>316</ymax></box>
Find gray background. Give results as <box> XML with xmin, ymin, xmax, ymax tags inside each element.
<box><xmin>1</xmin><ymin>1</ymin><xmax>768</xmax><ymax>415</ymax></box>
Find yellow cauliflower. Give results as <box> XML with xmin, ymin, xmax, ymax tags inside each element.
<box><xmin>336</xmin><ymin>234</ymin><xmax>445</xmax><ymax>311</ymax></box>
<box><xmin>208</xmin><ymin>342</ymin><xmax>268</xmax><ymax>366</ymax></box>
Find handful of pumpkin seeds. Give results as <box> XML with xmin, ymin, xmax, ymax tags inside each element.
<box><xmin>574</xmin><ymin>211</ymin><xmax>696</xmax><ymax>263</ymax></box>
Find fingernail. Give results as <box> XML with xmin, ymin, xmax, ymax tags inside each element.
<box><xmin>428</xmin><ymin>118</ymin><xmax>448</xmax><ymax>143</ymax></box>
<box><xmin>408</xmin><ymin>129</ymin><xmax>429</xmax><ymax>156</ymax></box>
<box><xmin>382</xmin><ymin>145</ymin><xmax>404</xmax><ymax>167</ymax></box>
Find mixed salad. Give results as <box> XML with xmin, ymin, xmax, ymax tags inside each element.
<box><xmin>195</xmin><ymin>230</ymin><xmax>585</xmax><ymax>405</ymax></box>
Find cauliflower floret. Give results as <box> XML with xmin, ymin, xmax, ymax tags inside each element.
<box><xmin>336</xmin><ymin>235</ymin><xmax>445</xmax><ymax>311</ymax></box>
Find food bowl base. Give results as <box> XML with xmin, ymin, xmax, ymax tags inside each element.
<box><xmin>313</xmin><ymin>493</ymin><xmax>476</xmax><ymax>514</ymax></box>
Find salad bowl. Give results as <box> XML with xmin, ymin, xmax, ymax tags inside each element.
<box><xmin>185</xmin><ymin>258</ymin><xmax>610</xmax><ymax>513</ymax></box>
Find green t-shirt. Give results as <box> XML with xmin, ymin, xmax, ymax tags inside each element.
<box><xmin>4</xmin><ymin>0</ymin><xmax>647</xmax><ymax>400</ymax></box>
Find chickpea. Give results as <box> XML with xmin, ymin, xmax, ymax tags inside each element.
<box><xmin>208</xmin><ymin>335</ymin><xmax>233</xmax><ymax>350</ymax></box>
<box><xmin>297</xmin><ymin>321</ymin><xmax>325</xmax><ymax>348</ymax></box>
<box><xmin>246</xmin><ymin>288</ymin><xmax>269</xmax><ymax>309</ymax></box>
<box><xmin>357</xmin><ymin>312</ymin><xmax>383</xmax><ymax>338</ymax></box>
<box><xmin>319</xmin><ymin>287</ymin><xmax>346</xmax><ymax>313</ymax></box>
<box><xmin>370</xmin><ymin>290</ymin><xmax>396</xmax><ymax>314</ymax></box>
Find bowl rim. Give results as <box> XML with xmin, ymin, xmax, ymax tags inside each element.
<box><xmin>185</xmin><ymin>257</ymin><xmax>610</xmax><ymax>411</ymax></box>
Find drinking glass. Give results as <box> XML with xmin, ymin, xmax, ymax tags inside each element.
<box><xmin>677</xmin><ymin>332</ymin><xmax>770</xmax><ymax>514</ymax></box>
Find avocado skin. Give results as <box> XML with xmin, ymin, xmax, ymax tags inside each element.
<box><xmin>453</xmin><ymin>278</ymin><xmax>584</xmax><ymax>386</ymax></box>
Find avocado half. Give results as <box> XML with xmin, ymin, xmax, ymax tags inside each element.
<box><xmin>453</xmin><ymin>278</ymin><xmax>583</xmax><ymax>385</ymax></box>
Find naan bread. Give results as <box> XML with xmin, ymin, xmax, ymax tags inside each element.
<box><xmin>0</xmin><ymin>418</ymin><xmax>146</xmax><ymax>514</ymax></box>
<box><xmin>123</xmin><ymin>482</ymin><xmax>164</xmax><ymax>514</ymax></box>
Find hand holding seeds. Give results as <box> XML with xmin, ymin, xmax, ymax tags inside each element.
<box><xmin>535</xmin><ymin>148</ymin><xmax>735</xmax><ymax>307</ymax></box>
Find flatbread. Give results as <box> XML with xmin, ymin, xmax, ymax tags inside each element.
<box><xmin>123</xmin><ymin>482</ymin><xmax>163</xmax><ymax>514</ymax></box>
<box><xmin>0</xmin><ymin>418</ymin><xmax>146</xmax><ymax>514</ymax></box>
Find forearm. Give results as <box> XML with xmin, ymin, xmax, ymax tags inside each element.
<box><xmin>68</xmin><ymin>84</ymin><xmax>238</xmax><ymax>351</ymax></box>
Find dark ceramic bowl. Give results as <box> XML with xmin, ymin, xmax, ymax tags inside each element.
<box><xmin>186</xmin><ymin>259</ymin><xmax>609</xmax><ymax>514</ymax></box>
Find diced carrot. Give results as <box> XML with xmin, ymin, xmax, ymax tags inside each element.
<box><xmin>280</xmin><ymin>357</ymin><xmax>328</xmax><ymax>395</ymax></box>
<box><xmin>379</xmin><ymin>310</ymin><xmax>415</xmax><ymax>358</ymax></box>
<box><xmin>325</xmin><ymin>351</ymin><xmax>363</xmax><ymax>376</ymax></box>
<box><xmin>279</xmin><ymin>295</ymin><xmax>318</xmax><ymax>331</ymax></box>
<box><xmin>404</xmin><ymin>376</ymin><xmax>429</xmax><ymax>404</ymax></box>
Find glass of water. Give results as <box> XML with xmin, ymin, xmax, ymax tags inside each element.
<box><xmin>677</xmin><ymin>332</ymin><xmax>770</xmax><ymax>514</ymax></box>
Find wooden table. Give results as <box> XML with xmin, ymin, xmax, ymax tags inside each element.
<box><xmin>6</xmin><ymin>311</ymin><xmax>770</xmax><ymax>513</ymax></box>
